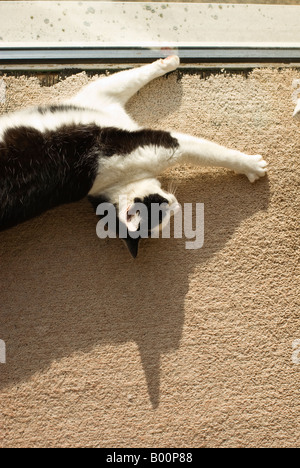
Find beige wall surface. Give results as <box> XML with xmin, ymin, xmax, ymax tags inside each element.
<box><xmin>0</xmin><ymin>66</ymin><xmax>299</xmax><ymax>448</ymax></box>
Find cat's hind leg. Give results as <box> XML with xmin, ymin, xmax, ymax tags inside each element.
<box><xmin>69</xmin><ymin>56</ymin><xmax>180</xmax><ymax>109</ymax></box>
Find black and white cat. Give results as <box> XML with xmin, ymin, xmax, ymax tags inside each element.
<box><xmin>0</xmin><ymin>56</ymin><xmax>267</xmax><ymax>257</ymax></box>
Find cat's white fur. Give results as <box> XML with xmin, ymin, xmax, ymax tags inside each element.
<box><xmin>0</xmin><ymin>56</ymin><xmax>268</xmax><ymax>225</ymax></box>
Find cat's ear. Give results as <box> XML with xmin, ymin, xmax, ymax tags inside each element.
<box><xmin>123</xmin><ymin>236</ymin><xmax>140</xmax><ymax>259</ymax></box>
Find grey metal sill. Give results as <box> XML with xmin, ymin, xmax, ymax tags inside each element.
<box><xmin>2</xmin><ymin>46</ymin><xmax>300</xmax><ymax>64</ymax></box>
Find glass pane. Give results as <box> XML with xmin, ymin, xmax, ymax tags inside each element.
<box><xmin>0</xmin><ymin>1</ymin><xmax>299</xmax><ymax>44</ymax></box>
<box><xmin>0</xmin><ymin>1</ymin><xmax>299</xmax><ymax>63</ymax></box>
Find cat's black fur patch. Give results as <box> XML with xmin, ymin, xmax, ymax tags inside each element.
<box><xmin>0</xmin><ymin>124</ymin><xmax>100</xmax><ymax>230</ymax></box>
<box><xmin>134</xmin><ymin>194</ymin><xmax>169</xmax><ymax>231</ymax></box>
<box><xmin>0</xmin><ymin>122</ymin><xmax>179</xmax><ymax>230</ymax></box>
<box><xmin>123</xmin><ymin>236</ymin><xmax>140</xmax><ymax>259</ymax></box>
<box><xmin>97</xmin><ymin>127</ymin><xmax>179</xmax><ymax>157</ymax></box>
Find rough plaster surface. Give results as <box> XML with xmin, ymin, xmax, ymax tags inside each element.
<box><xmin>0</xmin><ymin>67</ymin><xmax>299</xmax><ymax>448</ymax></box>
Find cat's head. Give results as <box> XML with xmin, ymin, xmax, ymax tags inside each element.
<box><xmin>89</xmin><ymin>178</ymin><xmax>180</xmax><ymax>258</ymax></box>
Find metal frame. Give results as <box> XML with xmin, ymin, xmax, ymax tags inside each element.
<box><xmin>2</xmin><ymin>45</ymin><xmax>300</xmax><ymax>64</ymax></box>
<box><xmin>1</xmin><ymin>2</ymin><xmax>300</xmax><ymax>66</ymax></box>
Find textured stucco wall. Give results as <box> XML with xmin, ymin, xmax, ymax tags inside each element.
<box><xmin>0</xmin><ymin>67</ymin><xmax>299</xmax><ymax>448</ymax></box>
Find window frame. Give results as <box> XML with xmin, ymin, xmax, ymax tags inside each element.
<box><xmin>1</xmin><ymin>1</ymin><xmax>300</xmax><ymax>67</ymax></box>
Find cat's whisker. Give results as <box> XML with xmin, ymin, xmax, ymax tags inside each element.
<box><xmin>168</xmin><ymin>181</ymin><xmax>178</xmax><ymax>197</ymax></box>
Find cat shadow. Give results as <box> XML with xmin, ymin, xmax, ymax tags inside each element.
<box><xmin>0</xmin><ymin>172</ymin><xmax>270</xmax><ymax>408</ymax></box>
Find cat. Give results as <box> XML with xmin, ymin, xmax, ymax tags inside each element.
<box><xmin>0</xmin><ymin>55</ymin><xmax>267</xmax><ymax>257</ymax></box>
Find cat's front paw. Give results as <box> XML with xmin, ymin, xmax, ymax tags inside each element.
<box><xmin>158</xmin><ymin>55</ymin><xmax>180</xmax><ymax>72</ymax></box>
<box><xmin>244</xmin><ymin>154</ymin><xmax>268</xmax><ymax>183</ymax></box>
<box><xmin>240</xmin><ymin>154</ymin><xmax>268</xmax><ymax>183</ymax></box>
